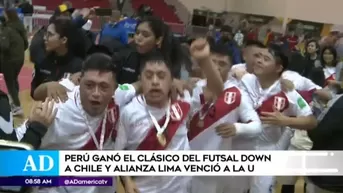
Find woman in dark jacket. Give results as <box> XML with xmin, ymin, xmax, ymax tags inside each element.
<box><xmin>0</xmin><ymin>10</ymin><xmax>26</xmax><ymax>116</ymax></box>
<box><xmin>113</xmin><ymin>16</ymin><xmax>192</xmax><ymax>84</ymax></box>
<box><xmin>31</xmin><ymin>17</ymin><xmax>83</xmax><ymax>101</ymax></box>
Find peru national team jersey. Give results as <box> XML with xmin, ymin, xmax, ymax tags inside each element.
<box><xmin>240</xmin><ymin>74</ymin><xmax>313</xmax><ymax>149</ymax></box>
<box><xmin>188</xmin><ymin>78</ymin><xmax>261</xmax><ymax>151</ymax></box>
<box><xmin>115</xmin><ymin>89</ymin><xmax>203</xmax><ymax>193</ymax></box>
<box><xmin>323</xmin><ymin>66</ymin><xmax>336</xmax><ymax>86</ymax></box>
<box><xmin>14</xmin><ymin>79</ymin><xmax>137</xmax><ymax>193</ymax></box>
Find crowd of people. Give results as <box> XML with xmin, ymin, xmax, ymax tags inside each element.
<box><xmin>0</xmin><ymin>2</ymin><xmax>343</xmax><ymax>193</ymax></box>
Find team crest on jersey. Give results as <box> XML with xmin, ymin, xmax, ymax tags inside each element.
<box><xmin>170</xmin><ymin>103</ymin><xmax>182</xmax><ymax>121</ymax></box>
<box><xmin>224</xmin><ymin>92</ymin><xmax>236</xmax><ymax>105</ymax></box>
<box><xmin>273</xmin><ymin>96</ymin><xmax>286</xmax><ymax>111</ymax></box>
<box><xmin>107</xmin><ymin>106</ymin><xmax>118</xmax><ymax>124</ymax></box>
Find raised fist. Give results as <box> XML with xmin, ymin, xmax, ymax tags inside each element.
<box><xmin>190</xmin><ymin>38</ymin><xmax>210</xmax><ymax>61</ymax></box>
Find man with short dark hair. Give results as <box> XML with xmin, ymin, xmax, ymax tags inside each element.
<box><xmin>16</xmin><ymin>53</ymin><xmax>139</xmax><ymax>193</ymax></box>
<box><xmin>241</xmin><ymin>45</ymin><xmax>317</xmax><ymax>193</ymax></box>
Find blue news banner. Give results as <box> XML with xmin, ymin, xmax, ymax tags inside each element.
<box><xmin>0</xmin><ymin>151</ymin><xmax>112</xmax><ymax>186</ymax></box>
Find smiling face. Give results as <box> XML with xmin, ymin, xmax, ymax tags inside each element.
<box><xmin>253</xmin><ymin>48</ymin><xmax>283</xmax><ymax>77</ymax></box>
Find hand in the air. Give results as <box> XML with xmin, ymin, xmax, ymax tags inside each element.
<box><xmin>28</xmin><ymin>98</ymin><xmax>57</xmax><ymax>128</ymax></box>
<box><xmin>280</xmin><ymin>78</ymin><xmax>295</xmax><ymax>92</ymax></box>
<box><xmin>69</xmin><ymin>72</ymin><xmax>81</xmax><ymax>85</ymax></box>
<box><xmin>215</xmin><ymin>123</ymin><xmax>237</xmax><ymax>138</ymax></box>
<box><xmin>190</xmin><ymin>38</ymin><xmax>210</xmax><ymax>62</ymax></box>
<box><xmin>45</xmin><ymin>81</ymin><xmax>68</xmax><ymax>103</ymax></box>
<box><xmin>260</xmin><ymin>109</ymin><xmax>288</xmax><ymax>127</ymax></box>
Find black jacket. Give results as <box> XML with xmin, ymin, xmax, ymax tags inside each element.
<box><xmin>31</xmin><ymin>53</ymin><xmax>83</xmax><ymax>98</ymax></box>
<box><xmin>112</xmin><ymin>47</ymin><xmax>141</xmax><ymax>84</ymax></box>
<box><xmin>0</xmin><ymin>91</ymin><xmax>47</xmax><ymax>149</ymax></box>
<box><xmin>308</xmin><ymin>95</ymin><xmax>343</xmax><ymax>192</ymax></box>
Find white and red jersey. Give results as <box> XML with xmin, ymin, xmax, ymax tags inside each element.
<box><xmin>115</xmin><ymin>90</ymin><xmax>202</xmax><ymax>193</ymax></box>
<box><xmin>231</xmin><ymin>63</ymin><xmax>321</xmax><ymax>103</ymax></box>
<box><xmin>188</xmin><ymin>78</ymin><xmax>262</xmax><ymax>151</ymax></box>
<box><xmin>240</xmin><ymin>74</ymin><xmax>313</xmax><ymax>150</ymax></box>
<box><xmin>323</xmin><ymin>66</ymin><xmax>336</xmax><ymax>86</ymax></box>
<box><xmin>15</xmin><ymin>79</ymin><xmax>137</xmax><ymax>193</ymax></box>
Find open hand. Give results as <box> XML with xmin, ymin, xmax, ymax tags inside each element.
<box><xmin>215</xmin><ymin>123</ymin><xmax>236</xmax><ymax>138</ymax></box>
<box><xmin>45</xmin><ymin>82</ymin><xmax>68</xmax><ymax>103</ymax></box>
<box><xmin>28</xmin><ymin>98</ymin><xmax>57</xmax><ymax>128</ymax></box>
<box><xmin>69</xmin><ymin>72</ymin><xmax>81</xmax><ymax>85</ymax></box>
<box><xmin>260</xmin><ymin>110</ymin><xmax>288</xmax><ymax>126</ymax></box>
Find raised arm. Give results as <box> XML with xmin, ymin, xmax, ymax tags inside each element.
<box><xmin>190</xmin><ymin>38</ymin><xmax>223</xmax><ymax>98</ymax></box>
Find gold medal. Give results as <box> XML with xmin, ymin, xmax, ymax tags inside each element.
<box><xmin>197</xmin><ymin>120</ymin><xmax>204</xmax><ymax>128</ymax></box>
<box><xmin>156</xmin><ymin>133</ymin><xmax>167</xmax><ymax>146</ymax></box>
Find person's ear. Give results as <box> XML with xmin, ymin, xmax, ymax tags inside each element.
<box><xmin>156</xmin><ymin>37</ymin><xmax>163</xmax><ymax>48</ymax></box>
<box><xmin>61</xmin><ymin>36</ymin><xmax>68</xmax><ymax>45</ymax></box>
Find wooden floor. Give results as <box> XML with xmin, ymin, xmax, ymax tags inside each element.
<box><xmin>17</xmin><ymin>54</ymin><xmax>304</xmax><ymax>193</ymax></box>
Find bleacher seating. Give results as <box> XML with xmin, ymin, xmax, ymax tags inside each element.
<box><xmin>131</xmin><ymin>0</ymin><xmax>182</xmax><ymax>24</ymax></box>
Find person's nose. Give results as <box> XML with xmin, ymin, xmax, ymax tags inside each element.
<box><xmin>92</xmin><ymin>86</ymin><xmax>101</xmax><ymax>98</ymax></box>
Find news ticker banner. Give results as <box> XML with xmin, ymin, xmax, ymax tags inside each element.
<box><xmin>0</xmin><ymin>151</ymin><xmax>342</xmax><ymax>176</ymax></box>
<box><xmin>0</xmin><ymin>176</ymin><xmax>113</xmax><ymax>186</ymax></box>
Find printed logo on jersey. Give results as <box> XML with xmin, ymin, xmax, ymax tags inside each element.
<box><xmin>170</xmin><ymin>103</ymin><xmax>182</xmax><ymax>121</ymax></box>
<box><xmin>119</xmin><ymin>84</ymin><xmax>129</xmax><ymax>90</ymax></box>
<box><xmin>297</xmin><ymin>97</ymin><xmax>306</xmax><ymax>109</ymax></box>
<box><xmin>224</xmin><ymin>92</ymin><xmax>236</xmax><ymax>105</ymax></box>
<box><xmin>107</xmin><ymin>107</ymin><xmax>118</xmax><ymax>125</ymax></box>
<box><xmin>273</xmin><ymin>96</ymin><xmax>286</xmax><ymax>111</ymax></box>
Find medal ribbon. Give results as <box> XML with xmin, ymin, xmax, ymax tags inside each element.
<box><xmin>75</xmin><ymin>90</ymin><xmax>108</xmax><ymax>150</ymax></box>
<box><xmin>142</xmin><ymin>96</ymin><xmax>171</xmax><ymax>135</ymax></box>
<box><xmin>198</xmin><ymin>93</ymin><xmax>214</xmax><ymax>120</ymax></box>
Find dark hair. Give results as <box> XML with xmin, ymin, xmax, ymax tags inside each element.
<box><xmin>139</xmin><ymin>50</ymin><xmax>172</xmax><ymax>74</ymax></box>
<box><xmin>210</xmin><ymin>43</ymin><xmax>231</xmax><ymax>58</ymax></box>
<box><xmin>221</xmin><ymin>25</ymin><xmax>232</xmax><ymax>33</ymax></box>
<box><xmin>320</xmin><ymin>46</ymin><xmax>337</xmax><ymax>67</ymax></box>
<box><xmin>245</xmin><ymin>40</ymin><xmax>265</xmax><ymax>48</ymax></box>
<box><xmin>81</xmin><ymin>53</ymin><xmax>116</xmax><ymax>78</ymax></box>
<box><xmin>137</xmin><ymin>16</ymin><xmax>190</xmax><ymax>78</ymax></box>
<box><xmin>49</xmin><ymin>17</ymin><xmax>84</xmax><ymax>56</ymax></box>
<box><xmin>137</xmin><ymin>4</ymin><xmax>153</xmax><ymax>18</ymax></box>
<box><xmin>305</xmin><ymin>39</ymin><xmax>319</xmax><ymax>53</ymax></box>
<box><xmin>87</xmin><ymin>45</ymin><xmax>112</xmax><ymax>56</ymax></box>
<box><xmin>267</xmin><ymin>44</ymin><xmax>288</xmax><ymax>72</ymax></box>
<box><xmin>4</xmin><ymin>9</ymin><xmax>20</xmax><ymax>22</ymax></box>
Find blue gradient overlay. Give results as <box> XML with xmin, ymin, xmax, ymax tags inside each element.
<box><xmin>0</xmin><ymin>177</ymin><xmax>113</xmax><ymax>186</ymax></box>
<box><xmin>0</xmin><ymin>151</ymin><xmax>59</xmax><ymax>176</ymax></box>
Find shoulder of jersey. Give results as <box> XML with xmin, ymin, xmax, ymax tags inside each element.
<box><xmin>282</xmin><ymin>70</ymin><xmax>301</xmax><ymax>79</ymax></box>
<box><xmin>241</xmin><ymin>72</ymin><xmax>256</xmax><ymax>82</ymax></box>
